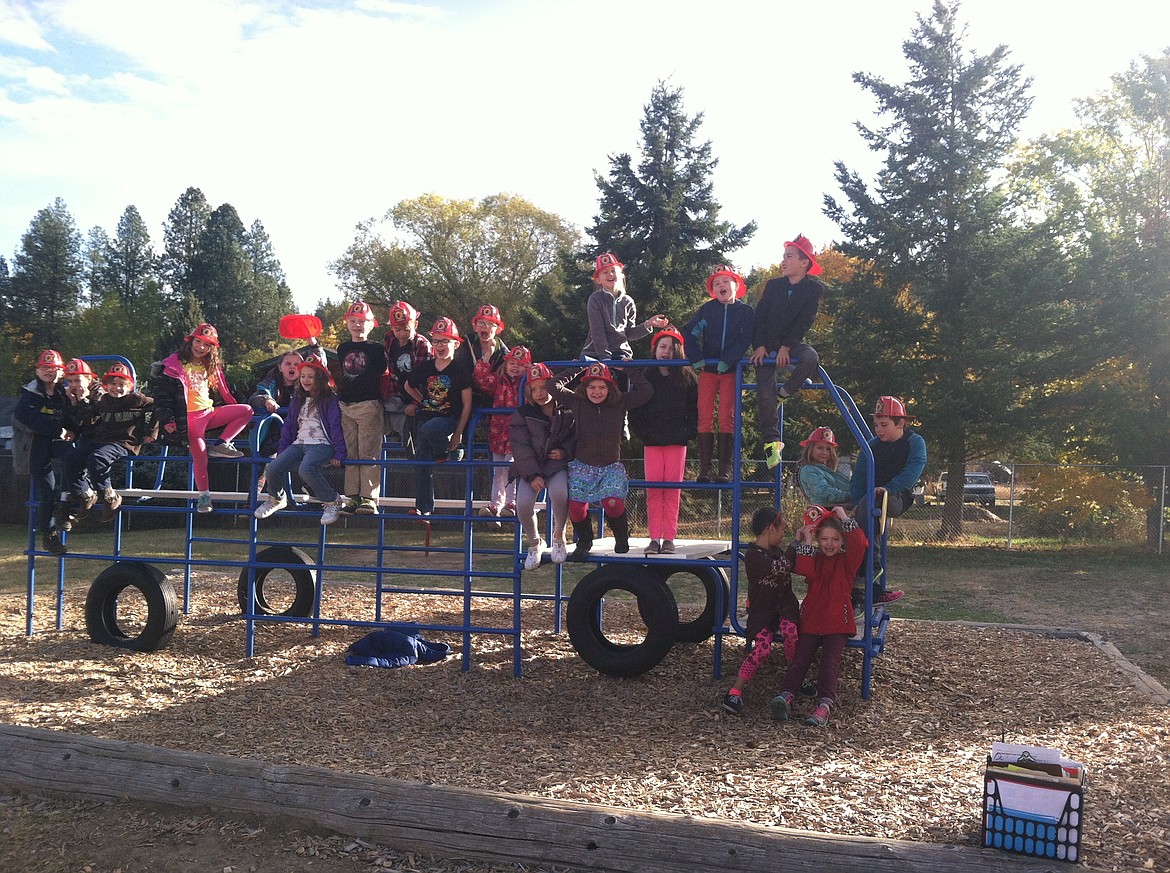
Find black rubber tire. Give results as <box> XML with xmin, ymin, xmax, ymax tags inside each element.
<box><xmin>237</xmin><ymin>546</ymin><xmax>317</xmax><ymax>617</ymax></box>
<box><xmin>85</xmin><ymin>562</ymin><xmax>178</xmax><ymax>652</ymax></box>
<box><xmin>566</xmin><ymin>565</ymin><xmax>679</xmax><ymax>678</ymax></box>
<box><xmin>651</xmin><ymin>564</ymin><xmax>731</xmax><ymax>643</ymax></box>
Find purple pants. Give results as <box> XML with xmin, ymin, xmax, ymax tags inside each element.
<box><xmin>782</xmin><ymin>632</ymin><xmax>848</xmax><ymax>703</ymax></box>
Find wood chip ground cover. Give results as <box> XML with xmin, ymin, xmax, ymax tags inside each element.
<box><xmin>2</xmin><ymin>578</ymin><xmax>1168</xmax><ymax>872</ymax></box>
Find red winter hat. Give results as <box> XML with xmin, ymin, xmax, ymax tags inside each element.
<box><xmin>472</xmin><ymin>304</ymin><xmax>505</xmax><ymax>332</ymax></box>
<box><xmin>186</xmin><ymin>323</ymin><xmax>220</xmax><ymax>346</ymax></box>
<box><xmin>505</xmin><ymin>345</ymin><xmax>532</xmax><ymax>367</ymax></box>
<box><xmin>872</xmin><ymin>396</ymin><xmax>908</xmax><ymax>419</ymax></box>
<box><xmin>592</xmin><ymin>252</ymin><xmax>624</xmax><ymax>281</ymax></box>
<box><xmin>527</xmin><ymin>362</ymin><xmax>554</xmax><ymax>383</ymax></box>
<box><xmin>651</xmin><ymin>327</ymin><xmax>685</xmax><ymax>348</ymax></box>
<box><xmin>64</xmin><ymin>358</ymin><xmax>96</xmax><ymax>378</ymax></box>
<box><xmin>429</xmin><ymin>317</ymin><xmax>463</xmax><ymax>344</ymax></box>
<box><xmin>345</xmin><ymin>300</ymin><xmax>379</xmax><ymax>326</ymax></box>
<box><xmin>581</xmin><ymin>361</ymin><xmax>617</xmax><ymax>386</ymax></box>
<box><xmin>37</xmin><ymin>349</ymin><xmax>65</xmax><ymax>370</ymax></box>
<box><xmin>784</xmin><ymin>235</ymin><xmax>823</xmax><ymax>277</ymax></box>
<box><xmin>705</xmin><ymin>265</ymin><xmax>747</xmax><ymax>299</ymax></box>
<box><xmin>388</xmin><ymin>301</ymin><xmax>419</xmax><ymax>325</ymax></box>
<box><xmin>101</xmin><ymin>361</ymin><xmax>135</xmax><ymax>387</ymax></box>
<box><xmin>800</xmin><ymin>426</ymin><xmax>838</xmax><ymax>448</ymax></box>
<box><xmin>803</xmin><ymin>504</ymin><xmax>830</xmax><ymax>528</ymax></box>
<box><xmin>297</xmin><ymin>358</ymin><xmax>336</xmax><ymax>389</ymax></box>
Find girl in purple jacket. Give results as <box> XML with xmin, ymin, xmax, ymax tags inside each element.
<box><xmin>254</xmin><ymin>359</ymin><xmax>348</xmax><ymax>525</ymax></box>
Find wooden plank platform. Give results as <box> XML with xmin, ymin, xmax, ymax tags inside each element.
<box><xmin>0</xmin><ymin>725</ymin><xmax>1045</xmax><ymax>873</ymax></box>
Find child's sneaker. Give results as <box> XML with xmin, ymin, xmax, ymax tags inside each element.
<box><xmin>721</xmin><ymin>691</ymin><xmax>743</xmax><ymax>715</ymax></box>
<box><xmin>806</xmin><ymin>701</ymin><xmax>832</xmax><ymax>727</ymax></box>
<box><xmin>320</xmin><ymin>498</ymin><xmax>345</xmax><ymax>525</ymax></box>
<box><xmin>79</xmin><ymin>489</ymin><xmax>98</xmax><ymax>512</ymax></box>
<box><xmin>196</xmin><ymin>491</ymin><xmax>213</xmax><ymax>513</ymax></box>
<box><xmin>355</xmin><ymin>497</ymin><xmax>378</xmax><ymax>515</ymax></box>
<box><xmin>254</xmin><ymin>495</ymin><xmax>287</xmax><ymax>519</ymax></box>
<box><xmin>550</xmin><ymin>540</ymin><xmax>568</xmax><ymax>564</ymax></box>
<box><xmin>660</xmin><ymin>539</ymin><xmax>676</xmax><ymax>554</ymax></box>
<box><xmin>53</xmin><ymin>501</ymin><xmax>74</xmax><ymax>533</ymax></box>
<box><xmin>763</xmin><ymin>440</ymin><xmax>784</xmax><ymax>470</ymax></box>
<box><xmin>770</xmin><ymin>691</ymin><xmax>794</xmax><ymax>722</ymax></box>
<box><xmin>501</xmin><ymin>503</ymin><xmax>516</xmax><ymax>517</ymax></box>
<box><xmin>100</xmin><ymin>487</ymin><xmax>122</xmax><ymax>522</ymax></box>
<box><xmin>876</xmin><ymin>588</ymin><xmax>905</xmax><ymax>605</ymax></box>
<box><xmin>478</xmin><ymin>506</ymin><xmax>502</xmax><ymax>528</ymax></box>
<box><xmin>338</xmin><ymin>497</ymin><xmax>360</xmax><ymax>516</ymax></box>
<box><xmin>524</xmin><ymin>540</ymin><xmax>546</xmax><ymax>571</ymax></box>
<box><xmin>208</xmin><ymin>441</ymin><xmax>244</xmax><ymax>459</ymax></box>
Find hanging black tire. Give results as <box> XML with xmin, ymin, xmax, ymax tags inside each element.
<box><xmin>85</xmin><ymin>562</ymin><xmax>178</xmax><ymax>652</ymax></box>
<box><xmin>566</xmin><ymin>565</ymin><xmax>679</xmax><ymax>678</ymax></box>
<box><xmin>651</xmin><ymin>564</ymin><xmax>731</xmax><ymax>643</ymax></box>
<box><xmin>237</xmin><ymin>546</ymin><xmax>317</xmax><ymax>617</ymax></box>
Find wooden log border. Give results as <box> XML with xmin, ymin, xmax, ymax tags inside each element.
<box><xmin>0</xmin><ymin>724</ymin><xmax>1050</xmax><ymax>872</ymax></box>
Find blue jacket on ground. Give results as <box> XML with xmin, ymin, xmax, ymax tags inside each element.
<box><xmin>345</xmin><ymin>629</ymin><xmax>452</xmax><ymax>668</ymax></box>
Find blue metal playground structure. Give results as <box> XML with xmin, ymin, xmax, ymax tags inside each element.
<box><xmin>21</xmin><ymin>354</ymin><xmax>895</xmax><ymax>699</ymax></box>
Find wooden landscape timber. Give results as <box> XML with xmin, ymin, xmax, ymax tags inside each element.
<box><xmin>0</xmin><ymin>724</ymin><xmax>1056</xmax><ymax>873</ymax></box>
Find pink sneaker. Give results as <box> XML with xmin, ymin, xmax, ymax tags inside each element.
<box><xmin>876</xmin><ymin>589</ymin><xmax>905</xmax><ymax>605</ymax></box>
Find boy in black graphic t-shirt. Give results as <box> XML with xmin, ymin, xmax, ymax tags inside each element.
<box><xmin>336</xmin><ymin>300</ymin><xmax>388</xmax><ymax>514</ymax></box>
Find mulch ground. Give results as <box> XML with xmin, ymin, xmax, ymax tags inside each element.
<box><xmin>2</xmin><ymin>576</ymin><xmax>1168</xmax><ymax>872</ymax></box>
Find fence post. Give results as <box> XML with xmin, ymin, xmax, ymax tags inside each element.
<box><xmin>1007</xmin><ymin>463</ymin><xmax>1016</xmax><ymax>550</ymax></box>
<box><xmin>1160</xmin><ymin>466</ymin><xmax>1166</xmax><ymax>557</ymax></box>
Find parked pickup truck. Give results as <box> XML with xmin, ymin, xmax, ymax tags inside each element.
<box><xmin>937</xmin><ymin>472</ymin><xmax>996</xmax><ymax>507</ymax></box>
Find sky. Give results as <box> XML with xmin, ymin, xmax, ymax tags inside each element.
<box><xmin>1</xmin><ymin>0</ymin><xmax>1166</xmax><ymax>312</ymax></box>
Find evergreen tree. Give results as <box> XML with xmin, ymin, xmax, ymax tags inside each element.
<box><xmin>189</xmin><ymin>203</ymin><xmax>255</xmax><ymax>360</ymax></box>
<box><xmin>582</xmin><ymin>81</ymin><xmax>756</xmax><ymax>348</ymax></box>
<box><xmin>84</xmin><ymin>226</ymin><xmax>114</xmax><ymax>306</ymax></box>
<box><xmin>8</xmin><ymin>198</ymin><xmax>83</xmax><ymax>350</ymax></box>
<box><xmin>244</xmin><ymin>218</ymin><xmax>294</xmax><ymax>330</ymax></box>
<box><xmin>107</xmin><ymin>205</ymin><xmax>159</xmax><ymax>307</ymax></box>
<box><xmin>824</xmin><ymin>1</ymin><xmax>1076</xmax><ymax>539</ymax></box>
<box><xmin>162</xmin><ymin>186</ymin><xmax>211</xmax><ymax>304</ymax></box>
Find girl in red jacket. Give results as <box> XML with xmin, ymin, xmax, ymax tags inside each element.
<box><xmin>473</xmin><ymin>345</ymin><xmax>531</xmax><ymax>521</ymax></box>
<box><xmin>771</xmin><ymin>505</ymin><xmax>867</xmax><ymax>727</ymax></box>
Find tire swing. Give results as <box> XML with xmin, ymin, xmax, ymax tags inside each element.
<box><xmin>85</xmin><ymin>561</ymin><xmax>178</xmax><ymax>652</ymax></box>
<box><xmin>566</xmin><ymin>565</ymin><xmax>679</xmax><ymax>678</ymax></box>
<box><xmin>237</xmin><ymin>546</ymin><xmax>317</xmax><ymax>617</ymax></box>
<box><xmin>651</xmin><ymin>564</ymin><xmax>731</xmax><ymax>643</ymax></box>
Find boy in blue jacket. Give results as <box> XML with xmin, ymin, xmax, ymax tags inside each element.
<box><xmin>683</xmin><ymin>265</ymin><xmax>754</xmax><ymax>483</ymax></box>
<box><xmin>13</xmin><ymin>349</ymin><xmax>70</xmax><ymax>554</ymax></box>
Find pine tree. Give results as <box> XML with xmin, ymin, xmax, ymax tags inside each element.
<box><xmin>824</xmin><ymin>1</ymin><xmax>1076</xmax><ymax>539</ymax></box>
<box><xmin>162</xmin><ymin>186</ymin><xmax>211</xmax><ymax>304</ymax></box>
<box><xmin>84</xmin><ymin>226</ymin><xmax>114</xmax><ymax>306</ymax></box>
<box><xmin>583</xmin><ymin>81</ymin><xmax>756</xmax><ymax>347</ymax></box>
<box><xmin>8</xmin><ymin>198</ymin><xmax>83</xmax><ymax>350</ymax></box>
<box><xmin>107</xmin><ymin>205</ymin><xmax>159</xmax><ymax>307</ymax></box>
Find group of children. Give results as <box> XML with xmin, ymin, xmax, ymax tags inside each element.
<box><xmin>18</xmin><ymin>235</ymin><xmax>927</xmax><ymax>725</ymax></box>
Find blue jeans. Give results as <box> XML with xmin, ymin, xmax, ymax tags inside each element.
<box><xmin>415</xmin><ymin>415</ymin><xmax>458</xmax><ymax>514</ymax></box>
<box><xmin>29</xmin><ymin>437</ymin><xmax>71</xmax><ymax>532</ymax></box>
<box><xmin>65</xmin><ymin>439</ymin><xmax>129</xmax><ymax>494</ymax></box>
<box><xmin>264</xmin><ymin>443</ymin><xmax>339</xmax><ymax>503</ymax></box>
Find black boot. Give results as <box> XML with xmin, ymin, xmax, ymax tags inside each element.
<box><xmin>42</xmin><ymin>529</ymin><xmax>66</xmax><ymax>556</ymax></box>
<box><xmin>696</xmin><ymin>433</ymin><xmax>714</xmax><ymax>483</ymax></box>
<box><xmin>53</xmin><ymin>500</ymin><xmax>74</xmax><ymax>533</ymax></box>
<box><xmin>714</xmin><ymin>434</ymin><xmax>736</xmax><ymax>483</ymax></box>
<box><xmin>608</xmin><ymin>511</ymin><xmax>630</xmax><ymax>554</ymax></box>
<box><xmin>569</xmin><ymin>518</ymin><xmax>594</xmax><ymax>562</ymax></box>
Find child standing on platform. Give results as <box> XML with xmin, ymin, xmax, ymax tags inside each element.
<box><xmin>510</xmin><ymin>362</ymin><xmax>576</xmax><ymax>569</ymax></box>
<box><xmin>382</xmin><ymin>301</ymin><xmax>433</xmax><ymax>456</ymax></box>
<box><xmin>551</xmin><ymin>362</ymin><xmax>653</xmax><ymax>558</ymax></box>
<box><xmin>58</xmin><ymin>362</ymin><xmax>156</xmax><ymax>535</ymax></box>
<box><xmin>628</xmin><ymin>327</ymin><xmax>697</xmax><ymax>554</ymax></box>
<box><xmin>473</xmin><ymin>345</ymin><xmax>531</xmax><ymax>522</ymax></box>
<box><xmin>405</xmin><ymin>318</ymin><xmax>474</xmax><ymax>516</ymax></box>
<box><xmin>255</xmin><ymin>359</ymin><xmax>347</xmax><ymax>525</ymax></box>
<box><xmin>721</xmin><ymin>506</ymin><xmax>799</xmax><ymax>716</ymax></box>
<box><xmin>151</xmin><ymin>323</ymin><xmax>253</xmax><ymax>513</ymax></box>
<box><xmin>750</xmin><ymin>235</ymin><xmax>824</xmax><ymax>470</ymax></box>
<box><xmin>683</xmin><ymin>265</ymin><xmax>754</xmax><ymax>483</ymax></box>
<box><xmin>581</xmin><ymin>253</ymin><xmax>669</xmax><ymax>362</ymax></box>
<box><xmin>335</xmin><ymin>301</ymin><xmax>389</xmax><ymax>515</ymax></box>
<box><xmin>13</xmin><ymin>349</ymin><xmax>70</xmax><ymax>554</ymax></box>
<box><xmin>771</xmin><ymin>506</ymin><xmax>867</xmax><ymax>727</ymax></box>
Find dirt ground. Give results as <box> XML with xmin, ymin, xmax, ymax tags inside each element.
<box><xmin>2</xmin><ymin>575</ymin><xmax>1169</xmax><ymax>873</ymax></box>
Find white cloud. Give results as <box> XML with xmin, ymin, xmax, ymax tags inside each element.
<box><xmin>0</xmin><ymin>1</ymin><xmax>52</xmax><ymax>50</ymax></box>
